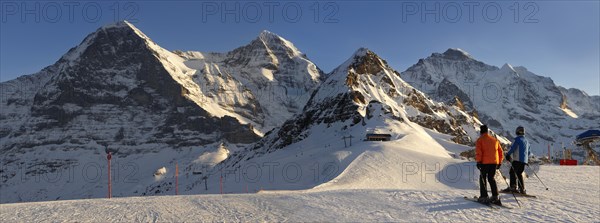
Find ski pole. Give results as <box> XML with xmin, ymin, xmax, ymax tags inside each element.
<box><xmin>498</xmin><ymin>166</ymin><xmax>521</xmax><ymax>208</ymax></box>
<box><xmin>526</xmin><ymin>164</ymin><xmax>549</xmax><ymax>190</ymax></box>
<box><xmin>498</xmin><ymin>169</ymin><xmax>521</xmax><ymax>208</ymax></box>
<box><xmin>505</xmin><ymin>154</ymin><xmax>525</xmax><ymax>193</ymax></box>
<box><xmin>508</xmin><ymin>162</ymin><xmax>524</xmax><ymax>193</ymax></box>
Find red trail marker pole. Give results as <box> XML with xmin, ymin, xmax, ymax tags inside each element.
<box><xmin>220</xmin><ymin>177</ymin><xmax>223</xmax><ymax>194</ymax></box>
<box><xmin>220</xmin><ymin>169</ymin><xmax>223</xmax><ymax>194</ymax></box>
<box><xmin>107</xmin><ymin>151</ymin><xmax>112</xmax><ymax>199</ymax></box>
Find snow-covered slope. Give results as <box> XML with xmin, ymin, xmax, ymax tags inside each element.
<box><xmin>557</xmin><ymin>86</ymin><xmax>600</xmax><ymax>118</ymax></box>
<box><xmin>401</xmin><ymin>48</ymin><xmax>600</xmax><ymax>153</ymax></box>
<box><xmin>2</xmin><ymin>165</ymin><xmax>598</xmax><ymax>222</ymax></box>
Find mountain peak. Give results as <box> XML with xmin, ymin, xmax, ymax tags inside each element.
<box><xmin>258</xmin><ymin>30</ymin><xmax>281</xmax><ymax>40</ymax></box>
<box><xmin>441</xmin><ymin>48</ymin><xmax>473</xmax><ymax>60</ymax></box>
<box><xmin>350</xmin><ymin>48</ymin><xmax>385</xmax><ymax>67</ymax></box>
<box><xmin>500</xmin><ymin>63</ymin><xmax>517</xmax><ymax>74</ymax></box>
<box><xmin>100</xmin><ymin>20</ymin><xmax>134</xmax><ymax>29</ymax></box>
<box><xmin>101</xmin><ymin>20</ymin><xmax>151</xmax><ymax>41</ymax></box>
<box><xmin>332</xmin><ymin>48</ymin><xmax>388</xmax><ymax>76</ymax></box>
<box><xmin>323</xmin><ymin>48</ymin><xmax>395</xmax><ymax>90</ymax></box>
<box><xmin>253</xmin><ymin>30</ymin><xmax>303</xmax><ymax>57</ymax></box>
<box><xmin>352</xmin><ymin>47</ymin><xmax>372</xmax><ymax>58</ymax></box>
<box><xmin>60</xmin><ymin>20</ymin><xmax>154</xmax><ymax>64</ymax></box>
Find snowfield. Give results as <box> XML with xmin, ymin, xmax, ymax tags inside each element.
<box><xmin>1</xmin><ymin>161</ymin><xmax>598</xmax><ymax>222</ymax></box>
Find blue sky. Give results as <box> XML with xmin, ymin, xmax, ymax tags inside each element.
<box><xmin>1</xmin><ymin>1</ymin><xmax>598</xmax><ymax>95</ymax></box>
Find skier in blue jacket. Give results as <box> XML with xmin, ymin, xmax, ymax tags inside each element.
<box><xmin>502</xmin><ymin>126</ymin><xmax>531</xmax><ymax>194</ymax></box>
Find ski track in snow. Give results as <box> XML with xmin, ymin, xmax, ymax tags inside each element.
<box><xmin>1</xmin><ymin>166</ymin><xmax>598</xmax><ymax>222</ymax></box>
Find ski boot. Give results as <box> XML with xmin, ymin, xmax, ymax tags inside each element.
<box><xmin>477</xmin><ymin>196</ymin><xmax>489</xmax><ymax>204</ymax></box>
<box><xmin>490</xmin><ymin>196</ymin><xmax>502</xmax><ymax>205</ymax></box>
<box><xmin>500</xmin><ymin>187</ymin><xmax>517</xmax><ymax>193</ymax></box>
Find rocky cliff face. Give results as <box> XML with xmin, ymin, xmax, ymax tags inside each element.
<box><xmin>1</xmin><ymin>22</ymin><xmax>326</xmax><ymax>152</ymax></box>
<box><xmin>1</xmin><ymin>21</ymin><xmax>261</xmax><ymax>156</ymax></box>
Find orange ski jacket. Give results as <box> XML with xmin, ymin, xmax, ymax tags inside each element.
<box><xmin>475</xmin><ymin>133</ymin><xmax>504</xmax><ymax>164</ymax></box>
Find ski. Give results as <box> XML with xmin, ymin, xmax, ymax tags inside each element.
<box><xmin>464</xmin><ymin>196</ymin><xmax>496</xmax><ymax>209</ymax></box>
<box><xmin>491</xmin><ymin>202</ymin><xmax>513</xmax><ymax>209</ymax></box>
<box><xmin>464</xmin><ymin>196</ymin><xmax>513</xmax><ymax>209</ymax></box>
<box><xmin>499</xmin><ymin>191</ymin><xmax>537</xmax><ymax>198</ymax></box>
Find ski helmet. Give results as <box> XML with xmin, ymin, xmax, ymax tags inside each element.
<box><xmin>516</xmin><ymin>126</ymin><xmax>525</xmax><ymax>136</ymax></box>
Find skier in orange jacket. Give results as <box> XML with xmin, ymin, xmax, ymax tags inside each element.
<box><xmin>475</xmin><ymin>125</ymin><xmax>504</xmax><ymax>205</ymax></box>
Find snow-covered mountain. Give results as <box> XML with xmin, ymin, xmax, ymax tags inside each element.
<box><xmin>0</xmin><ymin>21</ymin><xmax>322</xmax><ymax>203</ymax></box>
<box><xmin>2</xmin><ymin>22</ymin><xmax>596</xmax><ymax>204</ymax></box>
<box><xmin>172</xmin><ymin>30</ymin><xmax>324</xmax><ymax>134</ymax></box>
<box><xmin>401</xmin><ymin>48</ymin><xmax>600</xmax><ymax>153</ymax></box>
<box><xmin>1</xmin><ymin>22</ymin><xmax>323</xmax><ymax>150</ymax></box>
<box><xmin>252</xmin><ymin>48</ymin><xmax>502</xmax><ymax>152</ymax></box>
<box><xmin>207</xmin><ymin>48</ymin><xmax>508</xmax><ymax>193</ymax></box>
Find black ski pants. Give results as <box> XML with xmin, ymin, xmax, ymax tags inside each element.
<box><xmin>509</xmin><ymin>161</ymin><xmax>526</xmax><ymax>191</ymax></box>
<box><xmin>478</xmin><ymin>164</ymin><xmax>498</xmax><ymax>198</ymax></box>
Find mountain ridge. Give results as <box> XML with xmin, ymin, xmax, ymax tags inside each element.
<box><xmin>223</xmin><ymin>48</ymin><xmax>501</xmax><ymax>166</ymax></box>
<box><xmin>401</xmin><ymin>48</ymin><xmax>599</xmax><ymax>151</ymax></box>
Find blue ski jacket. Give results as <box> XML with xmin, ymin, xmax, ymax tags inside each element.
<box><xmin>507</xmin><ymin>135</ymin><xmax>531</xmax><ymax>164</ymax></box>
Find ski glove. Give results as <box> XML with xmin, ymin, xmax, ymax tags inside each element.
<box><xmin>505</xmin><ymin>154</ymin><xmax>512</xmax><ymax>162</ymax></box>
<box><xmin>496</xmin><ymin>164</ymin><xmax>501</xmax><ymax>169</ymax></box>
<box><xmin>476</xmin><ymin>163</ymin><xmax>483</xmax><ymax>170</ymax></box>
